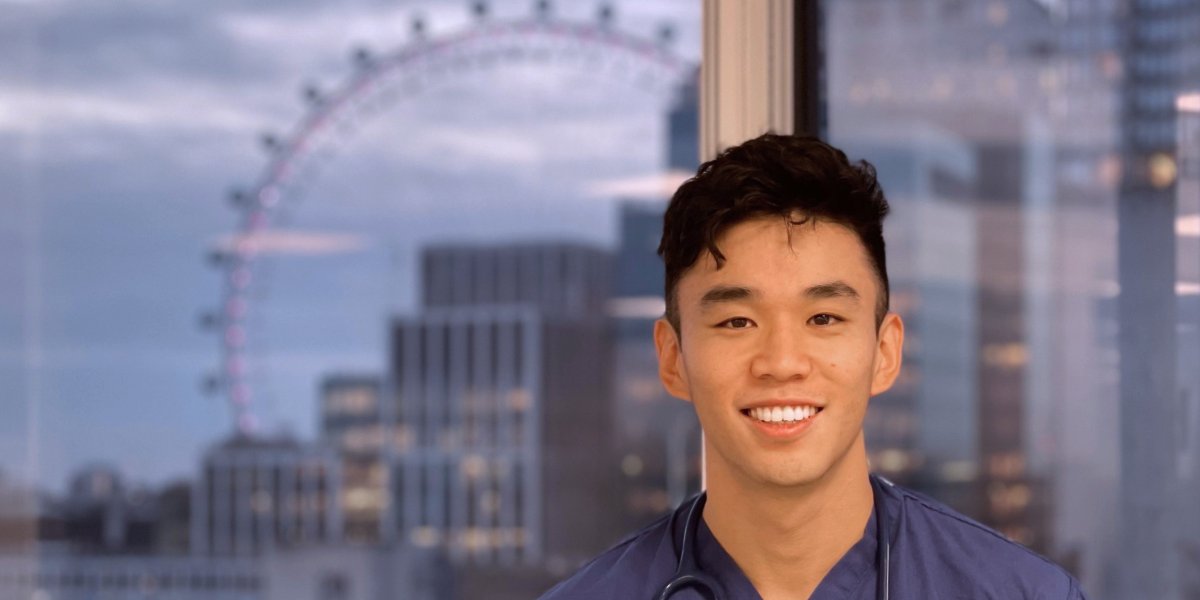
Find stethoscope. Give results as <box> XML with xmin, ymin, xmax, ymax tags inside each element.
<box><xmin>655</xmin><ymin>474</ymin><xmax>893</xmax><ymax>600</ymax></box>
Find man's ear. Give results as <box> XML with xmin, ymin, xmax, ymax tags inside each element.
<box><xmin>870</xmin><ymin>312</ymin><xmax>905</xmax><ymax>396</ymax></box>
<box><xmin>653</xmin><ymin>318</ymin><xmax>692</xmax><ymax>402</ymax></box>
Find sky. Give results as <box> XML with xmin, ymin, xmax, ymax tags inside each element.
<box><xmin>0</xmin><ymin>0</ymin><xmax>701</xmax><ymax>494</ymax></box>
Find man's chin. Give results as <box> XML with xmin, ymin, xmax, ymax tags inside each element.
<box><xmin>744</xmin><ymin>463</ymin><xmax>826</xmax><ymax>490</ymax></box>
<box><xmin>705</xmin><ymin>443</ymin><xmax>828</xmax><ymax>490</ymax></box>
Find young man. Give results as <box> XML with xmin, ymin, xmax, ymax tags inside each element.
<box><xmin>540</xmin><ymin>134</ymin><xmax>1087</xmax><ymax>599</ymax></box>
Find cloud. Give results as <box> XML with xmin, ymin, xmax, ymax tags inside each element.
<box><xmin>583</xmin><ymin>169</ymin><xmax>691</xmax><ymax>199</ymax></box>
<box><xmin>216</xmin><ymin>3</ymin><xmax>462</xmax><ymax>57</ymax></box>
<box><xmin>0</xmin><ymin>87</ymin><xmax>268</xmax><ymax>135</ymax></box>
<box><xmin>212</xmin><ymin>229</ymin><xmax>370</xmax><ymax>256</ymax></box>
<box><xmin>214</xmin><ymin>0</ymin><xmax>699</xmax><ymax>63</ymax></box>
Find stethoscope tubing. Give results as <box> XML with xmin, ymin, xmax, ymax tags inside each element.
<box><xmin>656</xmin><ymin>474</ymin><xmax>892</xmax><ymax>600</ymax></box>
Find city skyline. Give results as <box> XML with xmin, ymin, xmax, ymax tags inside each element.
<box><xmin>1</xmin><ymin>0</ymin><xmax>702</xmax><ymax>493</ymax></box>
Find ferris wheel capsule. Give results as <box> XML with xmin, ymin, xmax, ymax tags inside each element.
<box><xmin>302</xmin><ymin>84</ymin><xmax>324</xmax><ymax>106</ymax></box>
<box><xmin>228</xmin><ymin>188</ymin><xmax>250</xmax><ymax>209</ymax></box>
<box><xmin>201</xmin><ymin>373</ymin><xmax>223</xmax><ymax>396</ymax></box>
<box><xmin>598</xmin><ymin>4</ymin><xmax>614</xmax><ymax>27</ymax></box>
<box><xmin>658</xmin><ymin>24</ymin><xmax>675</xmax><ymax>46</ymax></box>
<box><xmin>352</xmin><ymin>46</ymin><xmax>375</xmax><ymax>70</ymax></box>
<box><xmin>207</xmin><ymin>249</ymin><xmax>230</xmax><ymax>267</ymax></box>
<box><xmin>199</xmin><ymin>310</ymin><xmax>222</xmax><ymax>330</ymax></box>
<box><xmin>471</xmin><ymin>1</ymin><xmax>489</xmax><ymax>21</ymax></box>
<box><xmin>261</xmin><ymin>133</ymin><xmax>281</xmax><ymax>153</ymax></box>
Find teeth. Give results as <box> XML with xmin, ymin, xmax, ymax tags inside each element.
<box><xmin>747</xmin><ymin>406</ymin><xmax>819</xmax><ymax>423</ymax></box>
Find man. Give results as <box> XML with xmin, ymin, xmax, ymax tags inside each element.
<box><xmin>540</xmin><ymin>134</ymin><xmax>1087</xmax><ymax>599</ymax></box>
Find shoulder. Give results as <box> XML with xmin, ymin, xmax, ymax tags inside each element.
<box><xmin>538</xmin><ymin>513</ymin><xmax>677</xmax><ymax>600</ymax></box>
<box><xmin>888</xmin><ymin>483</ymin><xmax>1087</xmax><ymax>599</ymax></box>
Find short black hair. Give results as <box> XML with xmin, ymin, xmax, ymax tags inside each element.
<box><xmin>657</xmin><ymin>133</ymin><xmax>891</xmax><ymax>333</ymax></box>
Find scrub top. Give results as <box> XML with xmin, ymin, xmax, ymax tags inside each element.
<box><xmin>539</xmin><ymin>477</ymin><xmax>1087</xmax><ymax>599</ymax></box>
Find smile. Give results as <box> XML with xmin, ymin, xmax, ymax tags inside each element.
<box><xmin>739</xmin><ymin>405</ymin><xmax>822</xmax><ymax>440</ymax></box>
<box><xmin>741</xmin><ymin>405</ymin><xmax>822</xmax><ymax>424</ymax></box>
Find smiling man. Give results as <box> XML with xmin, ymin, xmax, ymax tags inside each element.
<box><xmin>540</xmin><ymin>134</ymin><xmax>1087</xmax><ymax>599</ymax></box>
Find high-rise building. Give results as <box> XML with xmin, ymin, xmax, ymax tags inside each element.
<box><xmin>666</xmin><ymin>69</ymin><xmax>699</xmax><ymax>172</ymax></box>
<box><xmin>318</xmin><ymin>375</ymin><xmax>391</xmax><ymax>544</ymax></box>
<box><xmin>1176</xmin><ymin>97</ymin><xmax>1200</xmax><ymax>600</ymax></box>
<box><xmin>608</xmin><ymin>73</ymin><xmax>704</xmax><ymax>530</ymax></box>
<box><xmin>826</xmin><ymin>0</ymin><xmax>1076</xmax><ymax>559</ymax></box>
<box><xmin>388</xmin><ymin>242</ymin><xmax>617</xmax><ymax>573</ymax></box>
<box><xmin>970</xmin><ymin>133</ymin><xmax>1053</xmax><ymax>554</ymax></box>
<box><xmin>321</xmin><ymin>376</ymin><xmax>385</xmax><ymax>454</ymax></box>
<box><xmin>1116</xmin><ymin>2</ymin><xmax>1200</xmax><ymax>597</ymax></box>
<box><xmin>824</xmin><ymin>3</ymin><xmax>1200</xmax><ymax>594</ymax></box>
<box><xmin>419</xmin><ymin>244</ymin><xmax>611</xmax><ymax>318</ymax></box>
<box><xmin>609</xmin><ymin>202</ymin><xmax>702</xmax><ymax>529</ymax></box>
<box><xmin>836</xmin><ymin>130</ymin><xmax>979</xmax><ymax>502</ymax></box>
<box><xmin>191</xmin><ymin>435</ymin><xmax>343</xmax><ymax>556</ymax></box>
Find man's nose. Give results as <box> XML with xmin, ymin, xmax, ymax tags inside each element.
<box><xmin>748</xmin><ymin>324</ymin><xmax>814</xmax><ymax>381</ymax></box>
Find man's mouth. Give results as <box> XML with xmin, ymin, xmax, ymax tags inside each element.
<box><xmin>739</xmin><ymin>405</ymin><xmax>823</xmax><ymax>424</ymax></box>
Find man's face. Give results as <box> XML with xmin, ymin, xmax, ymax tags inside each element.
<box><xmin>654</xmin><ymin>216</ymin><xmax>903</xmax><ymax>489</ymax></box>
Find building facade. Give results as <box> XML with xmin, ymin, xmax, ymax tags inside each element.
<box><xmin>388</xmin><ymin>242</ymin><xmax>618</xmax><ymax>573</ymax></box>
<box><xmin>319</xmin><ymin>375</ymin><xmax>390</xmax><ymax>544</ymax></box>
<box><xmin>192</xmin><ymin>436</ymin><xmax>343</xmax><ymax>557</ymax></box>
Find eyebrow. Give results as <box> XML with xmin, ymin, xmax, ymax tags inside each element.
<box><xmin>806</xmin><ymin>281</ymin><xmax>862</xmax><ymax>302</ymax></box>
<box><xmin>699</xmin><ymin>285</ymin><xmax>757</xmax><ymax>307</ymax></box>
<box><xmin>698</xmin><ymin>281</ymin><xmax>861</xmax><ymax>309</ymax></box>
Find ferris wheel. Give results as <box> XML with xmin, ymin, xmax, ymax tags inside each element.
<box><xmin>200</xmin><ymin>1</ymin><xmax>697</xmax><ymax>437</ymax></box>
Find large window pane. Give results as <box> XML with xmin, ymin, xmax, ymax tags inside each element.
<box><xmin>825</xmin><ymin>1</ymin><xmax>1200</xmax><ymax>598</ymax></box>
<box><xmin>2</xmin><ymin>1</ymin><xmax>700</xmax><ymax>597</ymax></box>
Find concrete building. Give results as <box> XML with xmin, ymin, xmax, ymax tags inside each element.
<box><xmin>825</xmin><ymin>0</ymin><xmax>1111</xmax><ymax>565</ymax></box>
<box><xmin>0</xmin><ymin>545</ymin><xmax>450</xmax><ymax>600</ymax></box>
<box><xmin>54</xmin><ymin>465</ymin><xmax>160</xmax><ymax>555</ymax></box>
<box><xmin>1176</xmin><ymin>98</ymin><xmax>1200</xmax><ymax>600</ymax></box>
<box><xmin>388</xmin><ymin>242</ymin><xmax>618</xmax><ymax>574</ymax></box>
<box><xmin>608</xmin><ymin>202</ymin><xmax>702</xmax><ymax>530</ymax></box>
<box><xmin>0</xmin><ymin>473</ymin><xmax>38</xmax><ymax>550</ymax></box>
<box><xmin>419</xmin><ymin>243</ymin><xmax>611</xmax><ymax>318</ymax></box>
<box><xmin>835</xmin><ymin>128</ymin><xmax>980</xmax><ymax>500</ymax></box>
<box><xmin>0</xmin><ymin>552</ymin><xmax>260</xmax><ymax>600</ymax></box>
<box><xmin>1115</xmin><ymin>2</ymin><xmax>1200</xmax><ymax>597</ymax></box>
<box><xmin>318</xmin><ymin>375</ymin><xmax>390</xmax><ymax>544</ymax></box>
<box><xmin>261</xmin><ymin>544</ymin><xmax>451</xmax><ymax>600</ymax></box>
<box><xmin>192</xmin><ymin>436</ymin><xmax>343</xmax><ymax>557</ymax></box>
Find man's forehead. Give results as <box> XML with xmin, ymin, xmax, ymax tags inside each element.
<box><xmin>676</xmin><ymin>219</ymin><xmax>878</xmax><ymax>299</ymax></box>
<box><xmin>689</xmin><ymin>219</ymin><xmax>866</xmax><ymax>273</ymax></box>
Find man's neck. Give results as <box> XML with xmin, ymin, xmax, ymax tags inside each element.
<box><xmin>702</xmin><ymin>434</ymin><xmax>874</xmax><ymax>600</ymax></box>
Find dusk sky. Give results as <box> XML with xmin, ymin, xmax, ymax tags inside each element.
<box><xmin>1</xmin><ymin>0</ymin><xmax>701</xmax><ymax>493</ymax></box>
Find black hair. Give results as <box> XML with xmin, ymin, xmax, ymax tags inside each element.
<box><xmin>657</xmin><ymin>133</ymin><xmax>890</xmax><ymax>333</ymax></box>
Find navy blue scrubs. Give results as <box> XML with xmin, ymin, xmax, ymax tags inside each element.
<box><xmin>539</xmin><ymin>477</ymin><xmax>1087</xmax><ymax>599</ymax></box>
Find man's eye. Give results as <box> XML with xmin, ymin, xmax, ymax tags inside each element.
<box><xmin>720</xmin><ymin>317</ymin><xmax>753</xmax><ymax>329</ymax></box>
<box><xmin>810</xmin><ymin>313</ymin><xmax>842</xmax><ymax>326</ymax></box>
